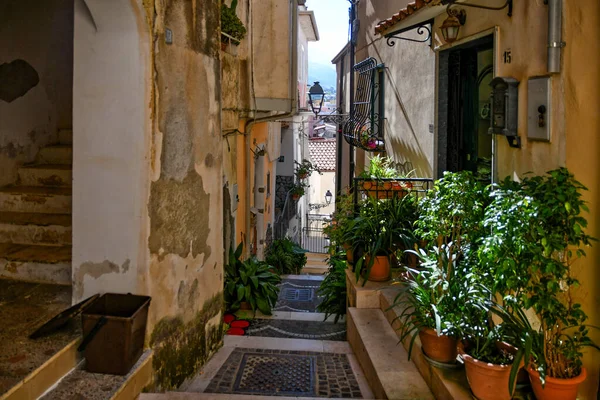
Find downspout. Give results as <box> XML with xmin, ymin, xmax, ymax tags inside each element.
<box><xmin>547</xmin><ymin>0</ymin><xmax>564</xmax><ymax>74</ymax></box>
<box><xmin>244</xmin><ymin>0</ymin><xmax>299</xmax><ymax>257</ymax></box>
<box><xmin>336</xmin><ymin>56</ymin><xmax>344</xmax><ymax>196</ymax></box>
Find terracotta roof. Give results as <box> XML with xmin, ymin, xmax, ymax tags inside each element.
<box><xmin>374</xmin><ymin>0</ymin><xmax>436</xmax><ymax>35</ymax></box>
<box><xmin>308</xmin><ymin>139</ymin><xmax>336</xmax><ymax>172</ymax></box>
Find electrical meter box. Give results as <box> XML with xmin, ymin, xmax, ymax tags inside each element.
<box><xmin>527</xmin><ymin>76</ymin><xmax>551</xmax><ymax>141</ymax></box>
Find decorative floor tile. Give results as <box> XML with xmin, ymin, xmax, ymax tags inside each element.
<box><xmin>274</xmin><ymin>280</ymin><xmax>323</xmax><ymax>313</ymax></box>
<box><xmin>246</xmin><ymin>319</ymin><xmax>346</xmax><ymax>341</ymax></box>
<box><xmin>205</xmin><ymin>348</ymin><xmax>362</xmax><ymax>398</ymax></box>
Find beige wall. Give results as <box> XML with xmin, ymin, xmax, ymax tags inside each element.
<box><xmin>428</xmin><ymin>1</ymin><xmax>598</xmax><ymax>396</ymax></box>
<box><xmin>0</xmin><ymin>0</ymin><xmax>73</xmax><ymax>186</ymax></box>
<box><xmin>307</xmin><ymin>170</ymin><xmax>335</xmax><ymax>217</ymax></box>
<box><xmin>563</xmin><ymin>1</ymin><xmax>600</xmax><ymax>397</ymax></box>
<box><xmin>355</xmin><ymin>0</ymin><xmax>436</xmax><ymax>178</ymax></box>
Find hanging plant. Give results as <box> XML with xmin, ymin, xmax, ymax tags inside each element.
<box><xmin>294</xmin><ymin>159</ymin><xmax>320</xmax><ymax>180</ymax></box>
<box><xmin>221</xmin><ymin>0</ymin><xmax>247</xmax><ymax>44</ymax></box>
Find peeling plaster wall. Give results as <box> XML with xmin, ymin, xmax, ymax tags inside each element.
<box><xmin>72</xmin><ymin>0</ymin><xmax>152</xmax><ymax>302</ymax></box>
<box><xmin>356</xmin><ymin>0</ymin><xmax>435</xmax><ymax>178</ymax></box>
<box><xmin>0</xmin><ymin>0</ymin><xmax>73</xmax><ymax>187</ymax></box>
<box><xmin>148</xmin><ymin>0</ymin><xmax>224</xmax><ymax>389</ymax></box>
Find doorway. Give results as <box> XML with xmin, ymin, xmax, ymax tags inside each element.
<box><xmin>438</xmin><ymin>35</ymin><xmax>494</xmax><ymax>182</ymax></box>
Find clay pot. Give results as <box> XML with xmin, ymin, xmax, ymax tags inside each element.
<box><xmin>292</xmin><ymin>194</ymin><xmax>300</xmax><ymax>200</ymax></box>
<box><xmin>527</xmin><ymin>366</ymin><xmax>587</xmax><ymax>400</ymax></box>
<box><xmin>364</xmin><ymin>255</ymin><xmax>391</xmax><ymax>282</ymax></box>
<box><xmin>298</xmin><ymin>172</ymin><xmax>308</xmax><ymax>179</ymax></box>
<box><xmin>239</xmin><ymin>301</ymin><xmax>252</xmax><ymax>310</ymax></box>
<box><xmin>419</xmin><ymin>327</ymin><xmax>458</xmax><ymax>363</ymax></box>
<box><xmin>343</xmin><ymin>243</ymin><xmax>354</xmax><ymax>263</ymax></box>
<box><xmin>459</xmin><ymin>344</ymin><xmax>518</xmax><ymax>400</ymax></box>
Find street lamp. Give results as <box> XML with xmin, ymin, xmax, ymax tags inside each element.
<box><xmin>325</xmin><ymin>190</ymin><xmax>333</xmax><ymax>204</ymax></box>
<box><xmin>440</xmin><ymin>8</ymin><xmax>465</xmax><ymax>44</ymax></box>
<box><xmin>308</xmin><ymin>81</ymin><xmax>325</xmax><ymax>116</ymax></box>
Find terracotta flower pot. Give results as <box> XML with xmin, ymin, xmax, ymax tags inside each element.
<box><xmin>343</xmin><ymin>243</ymin><xmax>354</xmax><ymax>263</ymax></box>
<box><xmin>527</xmin><ymin>366</ymin><xmax>587</xmax><ymax>400</ymax></box>
<box><xmin>419</xmin><ymin>327</ymin><xmax>458</xmax><ymax>363</ymax></box>
<box><xmin>240</xmin><ymin>301</ymin><xmax>252</xmax><ymax>310</ymax></box>
<box><xmin>364</xmin><ymin>255</ymin><xmax>390</xmax><ymax>282</ymax></box>
<box><xmin>459</xmin><ymin>345</ymin><xmax>517</xmax><ymax>400</ymax></box>
<box><xmin>298</xmin><ymin>172</ymin><xmax>308</xmax><ymax>179</ymax></box>
<box><xmin>292</xmin><ymin>194</ymin><xmax>300</xmax><ymax>200</ymax></box>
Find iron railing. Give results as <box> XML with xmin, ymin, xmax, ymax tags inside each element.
<box><xmin>352</xmin><ymin>177</ymin><xmax>434</xmax><ymax>211</ymax></box>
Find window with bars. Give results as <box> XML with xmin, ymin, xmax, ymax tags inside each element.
<box><xmin>343</xmin><ymin>57</ymin><xmax>385</xmax><ymax>152</ymax></box>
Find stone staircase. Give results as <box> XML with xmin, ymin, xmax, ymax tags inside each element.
<box><xmin>0</xmin><ymin>130</ymin><xmax>72</xmax><ymax>285</ymax></box>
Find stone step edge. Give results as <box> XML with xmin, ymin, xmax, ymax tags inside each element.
<box><xmin>141</xmin><ymin>393</ymin><xmax>346</xmax><ymax>399</ymax></box>
<box><xmin>347</xmin><ymin>307</ymin><xmax>434</xmax><ymax>400</ymax></box>
<box><xmin>110</xmin><ymin>351</ymin><xmax>154</xmax><ymax>400</ymax></box>
<box><xmin>0</xmin><ymin>338</ymin><xmax>81</xmax><ymax>400</ymax></box>
<box><xmin>379</xmin><ymin>288</ymin><xmax>472</xmax><ymax>400</ymax></box>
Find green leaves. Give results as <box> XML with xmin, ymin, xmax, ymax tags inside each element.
<box><xmin>224</xmin><ymin>242</ymin><xmax>281</xmax><ymax>315</ymax></box>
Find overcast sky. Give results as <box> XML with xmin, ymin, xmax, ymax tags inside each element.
<box><xmin>306</xmin><ymin>0</ymin><xmax>349</xmax><ymax>68</ymax></box>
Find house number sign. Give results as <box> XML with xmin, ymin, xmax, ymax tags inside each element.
<box><xmin>503</xmin><ymin>49</ymin><xmax>512</xmax><ymax>64</ymax></box>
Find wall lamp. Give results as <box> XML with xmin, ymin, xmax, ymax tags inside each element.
<box><xmin>441</xmin><ymin>0</ymin><xmax>512</xmax><ymax>44</ymax></box>
<box><xmin>308</xmin><ymin>82</ymin><xmax>325</xmax><ymax>116</ymax></box>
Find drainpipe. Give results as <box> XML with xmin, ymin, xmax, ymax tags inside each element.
<box><xmin>547</xmin><ymin>0</ymin><xmax>563</xmax><ymax>74</ymax></box>
<box><xmin>348</xmin><ymin>2</ymin><xmax>356</xmax><ymax>185</ymax></box>
<box><xmin>244</xmin><ymin>0</ymin><xmax>299</xmax><ymax>257</ymax></box>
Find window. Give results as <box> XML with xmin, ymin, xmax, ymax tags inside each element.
<box><xmin>343</xmin><ymin>57</ymin><xmax>385</xmax><ymax>151</ymax></box>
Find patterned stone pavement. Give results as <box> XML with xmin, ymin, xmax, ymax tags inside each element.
<box><xmin>246</xmin><ymin>319</ymin><xmax>346</xmax><ymax>341</ymax></box>
<box><xmin>205</xmin><ymin>348</ymin><xmax>362</xmax><ymax>398</ymax></box>
<box><xmin>274</xmin><ymin>279</ymin><xmax>323</xmax><ymax>313</ymax></box>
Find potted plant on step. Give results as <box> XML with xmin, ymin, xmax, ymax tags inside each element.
<box><xmin>290</xmin><ymin>182</ymin><xmax>307</xmax><ymax>200</ymax></box>
<box><xmin>225</xmin><ymin>242</ymin><xmax>281</xmax><ymax>315</ymax></box>
<box><xmin>482</xmin><ymin>169</ymin><xmax>598</xmax><ymax>400</ymax></box>
<box><xmin>265</xmin><ymin>237</ymin><xmax>307</xmax><ymax>275</ymax></box>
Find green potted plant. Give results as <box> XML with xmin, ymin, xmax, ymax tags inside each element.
<box><xmin>481</xmin><ymin>168</ymin><xmax>597</xmax><ymax>400</ymax></box>
<box><xmin>290</xmin><ymin>182</ymin><xmax>307</xmax><ymax>200</ymax></box>
<box><xmin>224</xmin><ymin>242</ymin><xmax>281</xmax><ymax>315</ymax></box>
<box><xmin>265</xmin><ymin>238</ymin><xmax>307</xmax><ymax>275</ymax></box>
<box><xmin>392</xmin><ymin>245</ymin><xmax>465</xmax><ymax>364</ymax></box>
<box><xmin>294</xmin><ymin>159</ymin><xmax>319</xmax><ymax>180</ymax></box>
<box><xmin>221</xmin><ymin>0</ymin><xmax>246</xmax><ymax>48</ymax></box>
<box><xmin>316</xmin><ymin>250</ymin><xmax>347</xmax><ymax>323</ymax></box>
<box><xmin>359</xmin><ymin>155</ymin><xmax>413</xmax><ymax>199</ymax></box>
<box><xmin>395</xmin><ymin>171</ymin><xmax>490</xmax><ymax>364</ymax></box>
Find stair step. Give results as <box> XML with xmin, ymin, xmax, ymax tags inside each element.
<box><xmin>58</xmin><ymin>129</ymin><xmax>72</xmax><ymax>145</ymax></box>
<box><xmin>0</xmin><ymin>280</ymin><xmax>80</xmax><ymax>399</ymax></box>
<box><xmin>347</xmin><ymin>307</ymin><xmax>434</xmax><ymax>399</ymax></box>
<box><xmin>0</xmin><ymin>243</ymin><xmax>71</xmax><ymax>284</ymax></box>
<box><xmin>0</xmin><ymin>212</ymin><xmax>71</xmax><ymax>246</ymax></box>
<box><xmin>41</xmin><ymin>351</ymin><xmax>153</xmax><ymax>400</ymax></box>
<box><xmin>18</xmin><ymin>164</ymin><xmax>72</xmax><ymax>187</ymax></box>
<box><xmin>36</xmin><ymin>145</ymin><xmax>72</xmax><ymax>165</ymax></box>
<box><xmin>0</xmin><ymin>186</ymin><xmax>72</xmax><ymax>214</ymax></box>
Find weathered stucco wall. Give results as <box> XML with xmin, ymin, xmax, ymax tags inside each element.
<box><xmin>147</xmin><ymin>0</ymin><xmax>224</xmax><ymax>389</ymax></box>
<box><xmin>0</xmin><ymin>0</ymin><xmax>73</xmax><ymax>186</ymax></box>
<box><xmin>356</xmin><ymin>0</ymin><xmax>436</xmax><ymax>178</ymax></box>
<box><xmin>72</xmin><ymin>0</ymin><xmax>151</xmax><ymax>302</ymax></box>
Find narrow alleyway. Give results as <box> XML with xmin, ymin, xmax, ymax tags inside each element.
<box><xmin>142</xmin><ymin>254</ymin><xmax>375</xmax><ymax>399</ymax></box>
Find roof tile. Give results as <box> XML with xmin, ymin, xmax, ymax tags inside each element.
<box><xmin>375</xmin><ymin>0</ymin><xmax>435</xmax><ymax>35</ymax></box>
<box><xmin>308</xmin><ymin>139</ymin><xmax>336</xmax><ymax>172</ymax></box>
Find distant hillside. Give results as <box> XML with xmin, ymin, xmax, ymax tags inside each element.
<box><xmin>308</xmin><ymin>62</ymin><xmax>337</xmax><ymax>91</ymax></box>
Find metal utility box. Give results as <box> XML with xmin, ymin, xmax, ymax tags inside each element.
<box><xmin>527</xmin><ymin>76</ymin><xmax>551</xmax><ymax>141</ymax></box>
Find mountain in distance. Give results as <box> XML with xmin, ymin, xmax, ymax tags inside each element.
<box><xmin>308</xmin><ymin>61</ymin><xmax>337</xmax><ymax>91</ymax></box>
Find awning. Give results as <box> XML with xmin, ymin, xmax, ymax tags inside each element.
<box><xmin>375</xmin><ymin>0</ymin><xmax>447</xmax><ymax>36</ymax></box>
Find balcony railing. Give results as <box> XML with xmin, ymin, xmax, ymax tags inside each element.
<box><xmin>352</xmin><ymin>177</ymin><xmax>434</xmax><ymax>211</ymax></box>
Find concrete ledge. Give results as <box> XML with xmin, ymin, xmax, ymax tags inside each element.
<box><xmin>380</xmin><ymin>288</ymin><xmax>472</xmax><ymax>400</ymax></box>
<box><xmin>1</xmin><ymin>338</ymin><xmax>81</xmax><ymax>400</ymax></box>
<box><xmin>345</xmin><ymin>268</ymin><xmax>394</xmax><ymax>309</ymax></box>
<box><xmin>347</xmin><ymin>307</ymin><xmax>434</xmax><ymax>399</ymax></box>
<box><xmin>111</xmin><ymin>351</ymin><xmax>154</xmax><ymax>400</ymax></box>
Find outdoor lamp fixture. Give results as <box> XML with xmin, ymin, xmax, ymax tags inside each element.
<box><xmin>441</xmin><ymin>0</ymin><xmax>512</xmax><ymax>44</ymax></box>
<box><xmin>325</xmin><ymin>190</ymin><xmax>333</xmax><ymax>204</ymax></box>
<box><xmin>308</xmin><ymin>81</ymin><xmax>325</xmax><ymax>116</ymax></box>
<box><xmin>440</xmin><ymin>8</ymin><xmax>466</xmax><ymax>44</ymax></box>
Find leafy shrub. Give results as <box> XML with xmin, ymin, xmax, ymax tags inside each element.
<box><xmin>265</xmin><ymin>238</ymin><xmax>307</xmax><ymax>275</ymax></box>
<box><xmin>225</xmin><ymin>242</ymin><xmax>280</xmax><ymax>315</ymax></box>
<box><xmin>221</xmin><ymin>1</ymin><xmax>247</xmax><ymax>42</ymax></box>
<box><xmin>317</xmin><ymin>251</ymin><xmax>347</xmax><ymax>323</ymax></box>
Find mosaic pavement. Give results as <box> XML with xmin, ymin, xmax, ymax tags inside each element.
<box><xmin>205</xmin><ymin>348</ymin><xmax>362</xmax><ymax>398</ymax></box>
<box><xmin>274</xmin><ymin>279</ymin><xmax>323</xmax><ymax>313</ymax></box>
<box><xmin>246</xmin><ymin>319</ymin><xmax>346</xmax><ymax>341</ymax></box>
